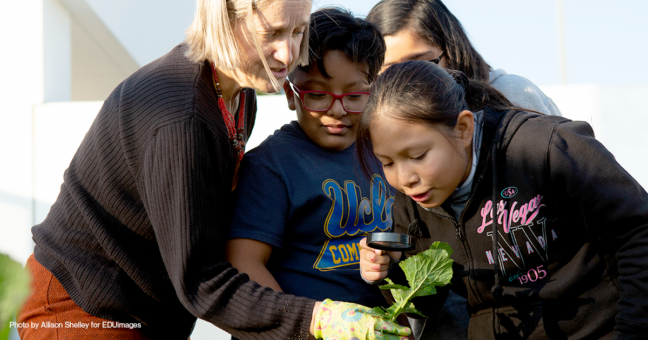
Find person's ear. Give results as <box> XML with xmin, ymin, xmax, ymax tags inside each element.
<box><xmin>454</xmin><ymin>110</ymin><xmax>474</xmax><ymax>149</ymax></box>
<box><xmin>284</xmin><ymin>82</ymin><xmax>296</xmax><ymax>111</ymax></box>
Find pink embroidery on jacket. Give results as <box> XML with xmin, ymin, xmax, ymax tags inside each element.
<box><xmin>478</xmin><ymin>194</ymin><xmax>545</xmax><ymax>234</ymax></box>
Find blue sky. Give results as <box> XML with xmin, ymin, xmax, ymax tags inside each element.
<box><xmin>87</xmin><ymin>0</ymin><xmax>648</xmax><ymax>87</ymax></box>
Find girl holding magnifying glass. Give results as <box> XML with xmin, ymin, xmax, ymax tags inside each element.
<box><xmin>364</xmin><ymin>1</ymin><xmax>563</xmax><ymax>337</ymax></box>
<box><xmin>358</xmin><ymin>61</ymin><xmax>648</xmax><ymax>340</ymax></box>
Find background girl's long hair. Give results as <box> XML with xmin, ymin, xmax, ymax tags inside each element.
<box><xmin>366</xmin><ymin>0</ymin><xmax>491</xmax><ymax>81</ymax></box>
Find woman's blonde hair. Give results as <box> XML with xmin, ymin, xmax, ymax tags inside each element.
<box><xmin>185</xmin><ymin>0</ymin><xmax>310</xmax><ymax>91</ymax></box>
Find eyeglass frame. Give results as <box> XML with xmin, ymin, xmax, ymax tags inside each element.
<box><xmin>286</xmin><ymin>79</ymin><xmax>370</xmax><ymax>113</ymax></box>
<box><xmin>428</xmin><ymin>51</ymin><xmax>444</xmax><ymax>64</ymax></box>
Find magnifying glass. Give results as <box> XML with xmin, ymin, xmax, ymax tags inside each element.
<box><xmin>366</xmin><ymin>232</ymin><xmax>414</xmax><ymax>252</ymax></box>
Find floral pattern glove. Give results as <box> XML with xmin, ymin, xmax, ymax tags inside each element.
<box><xmin>313</xmin><ymin>299</ymin><xmax>411</xmax><ymax>340</ymax></box>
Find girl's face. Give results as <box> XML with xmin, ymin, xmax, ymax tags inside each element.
<box><xmin>370</xmin><ymin>112</ymin><xmax>474</xmax><ymax>208</ymax></box>
<box><xmin>381</xmin><ymin>28</ymin><xmax>447</xmax><ymax>73</ymax></box>
<box><xmin>233</xmin><ymin>0</ymin><xmax>311</xmax><ymax>93</ymax></box>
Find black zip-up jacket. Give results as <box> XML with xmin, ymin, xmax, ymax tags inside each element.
<box><xmin>389</xmin><ymin>109</ymin><xmax>648</xmax><ymax>339</ymax></box>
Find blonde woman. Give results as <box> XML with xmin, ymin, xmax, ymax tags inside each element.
<box><xmin>17</xmin><ymin>0</ymin><xmax>410</xmax><ymax>339</ymax></box>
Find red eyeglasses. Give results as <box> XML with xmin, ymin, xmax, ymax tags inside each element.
<box><xmin>287</xmin><ymin>79</ymin><xmax>370</xmax><ymax>113</ymax></box>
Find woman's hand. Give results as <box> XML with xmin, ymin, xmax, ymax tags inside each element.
<box><xmin>359</xmin><ymin>237</ymin><xmax>401</xmax><ymax>282</ymax></box>
<box><xmin>310</xmin><ymin>299</ymin><xmax>410</xmax><ymax>340</ymax></box>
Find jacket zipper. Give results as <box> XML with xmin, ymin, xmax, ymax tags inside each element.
<box><xmin>434</xmin><ymin>213</ymin><xmax>464</xmax><ymax>241</ymax></box>
<box><xmin>426</xmin><ymin>173</ymin><xmax>485</xmax><ymax>241</ymax></box>
<box><xmin>458</xmin><ymin>173</ymin><xmax>488</xmax><ymax>305</ymax></box>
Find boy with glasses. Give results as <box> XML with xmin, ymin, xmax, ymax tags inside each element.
<box><xmin>226</xmin><ymin>7</ymin><xmax>391</xmax><ymax>309</ymax></box>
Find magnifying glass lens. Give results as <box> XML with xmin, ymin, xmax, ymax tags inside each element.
<box><xmin>366</xmin><ymin>232</ymin><xmax>413</xmax><ymax>251</ymax></box>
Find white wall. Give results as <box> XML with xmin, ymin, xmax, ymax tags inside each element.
<box><xmin>0</xmin><ymin>0</ymin><xmax>44</xmax><ymax>266</ymax></box>
<box><xmin>541</xmin><ymin>84</ymin><xmax>648</xmax><ymax>188</ymax></box>
<box><xmin>32</xmin><ymin>102</ymin><xmax>104</xmax><ymax>222</ymax></box>
<box><xmin>70</xmin><ymin>18</ymin><xmax>133</xmax><ymax>101</ymax></box>
<box><xmin>0</xmin><ymin>0</ymin><xmax>140</xmax><ymax>268</ymax></box>
<box><xmin>61</xmin><ymin>0</ymin><xmax>140</xmax><ymax>101</ymax></box>
<box><xmin>0</xmin><ymin>3</ymin><xmax>46</xmax><ymax>339</ymax></box>
<box><xmin>44</xmin><ymin>0</ymin><xmax>72</xmax><ymax>102</ymax></box>
<box><xmin>83</xmin><ymin>0</ymin><xmax>195</xmax><ymax>67</ymax></box>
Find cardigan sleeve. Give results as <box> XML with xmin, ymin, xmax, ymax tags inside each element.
<box><xmin>548</xmin><ymin>120</ymin><xmax>648</xmax><ymax>336</ymax></box>
<box><xmin>138</xmin><ymin>118</ymin><xmax>315</xmax><ymax>340</ymax></box>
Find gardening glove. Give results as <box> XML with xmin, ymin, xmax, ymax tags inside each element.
<box><xmin>313</xmin><ymin>299</ymin><xmax>411</xmax><ymax>340</ymax></box>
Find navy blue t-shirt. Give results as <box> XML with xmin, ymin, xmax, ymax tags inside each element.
<box><xmin>229</xmin><ymin>121</ymin><xmax>394</xmax><ymax>307</ymax></box>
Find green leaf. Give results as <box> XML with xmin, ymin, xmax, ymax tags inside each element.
<box><xmin>430</xmin><ymin>241</ymin><xmax>454</xmax><ymax>256</ymax></box>
<box><xmin>378</xmin><ymin>242</ymin><xmax>454</xmax><ymax>321</ymax></box>
<box><xmin>382</xmin><ymin>304</ymin><xmax>401</xmax><ymax>319</ymax></box>
<box><xmin>364</xmin><ymin>306</ymin><xmax>388</xmax><ymax>318</ymax></box>
<box><xmin>383</xmin><ymin>278</ymin><xmax>407</xmax><ymax>302</ymax></box>
<box><xmin>0</xmin><ymin>254</ymin><xmax>31</xmax><ymax>337</ymax></box>
<box><xmin>412</xmin><ymin>285</ymin><xmax>437</xmax><ymax>298</ymax></box>
<box><xmin>379</xmin><ymin>284</ymin><xmax>409</xmax><ymax>290</ymax></box>
<box><xmin>398</xmin><ymin>302</ymin><xmax>427</xmax><ymax>318</ymax></box>
<box><xmin>381</xmin><ymin>301</ymin><xmax>426</xmax><ymax>319</ymax></box>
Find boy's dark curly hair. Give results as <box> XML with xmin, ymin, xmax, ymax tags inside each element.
<box><xmin>297</xmin><ymin>7</ymin><xmax>386</xmax><ymax>83</ymax></box>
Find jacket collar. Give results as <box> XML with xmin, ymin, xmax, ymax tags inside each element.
<box><xmin>427</xmin><ymin>108</ymin><xmax>509</xmax><ymax>218</ymax></box>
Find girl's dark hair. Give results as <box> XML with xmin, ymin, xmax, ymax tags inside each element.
<box><xmin>297</xmin><ymin>7</ymin><xmax>386</xmax><ymax>83</ymax></box>
<box><xmin>366</xmin><ymin>0</ymin><xmax>491</xmax><ymax>82</ymax></box>
<box><xmin>356</xmin><ymin>60</ymin><xmax>512</xmax><ymax>177</ymax></box>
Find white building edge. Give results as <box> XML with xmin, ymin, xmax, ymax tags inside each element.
<box><xmin>1</xmin><ymin>0</ymin><xmax>140</xmax><ymax>266</ymax></box>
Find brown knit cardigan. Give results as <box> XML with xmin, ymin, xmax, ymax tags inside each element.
<box><xmin>32</xmin><ymin>43</ymin><xmax>315</xmax><ymax>340</ymax></box>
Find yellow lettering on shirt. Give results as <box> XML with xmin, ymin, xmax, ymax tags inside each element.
<box><xmin>339</xmin><ymin>245</ymin><xmax>350</xmax><ymax>262</ymax></box>
<box><xmin>346</xmin><ymin>243</ymin><xmax>358</xmax><ymax>261</ymax></box>
<box><xmin>329</xmin><ymin>246</ymin><xmax>341</xmax><ymax>264</ymax></box>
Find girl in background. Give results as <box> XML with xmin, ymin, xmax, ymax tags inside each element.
<box><xmin>366</xmin><ymin>0</ymin><xmax>561</xmax><ymax>116</ymax></box>
<box><xmin>358</xmin><ymin>61</ymin><xmax>648</xmax><ymax>339</ymax></box>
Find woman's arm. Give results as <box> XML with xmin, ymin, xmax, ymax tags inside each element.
<box><xmin>226</xmin><ymin>238</ymin><xmax>283</xmax><ymax>292</ymax></box>
<box><xmin>140</xmin><ymin>120</ymin><xmax>315</xmax><ymax>339</ymax></box>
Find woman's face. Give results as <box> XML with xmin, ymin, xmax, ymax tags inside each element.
<box><xmin>234</xmin><ymin>0</ymin><xmax>311</xmax><ymax>93</ymax></box>
<box><xmin>370</xmin><ymin>112</ymin><xmax>473</xmax><ymax>209</ymax></box>
<box><xmin>381</xmin><ymin>28</ymin><xmax>447</xmax><ymax>73</ymax></box>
